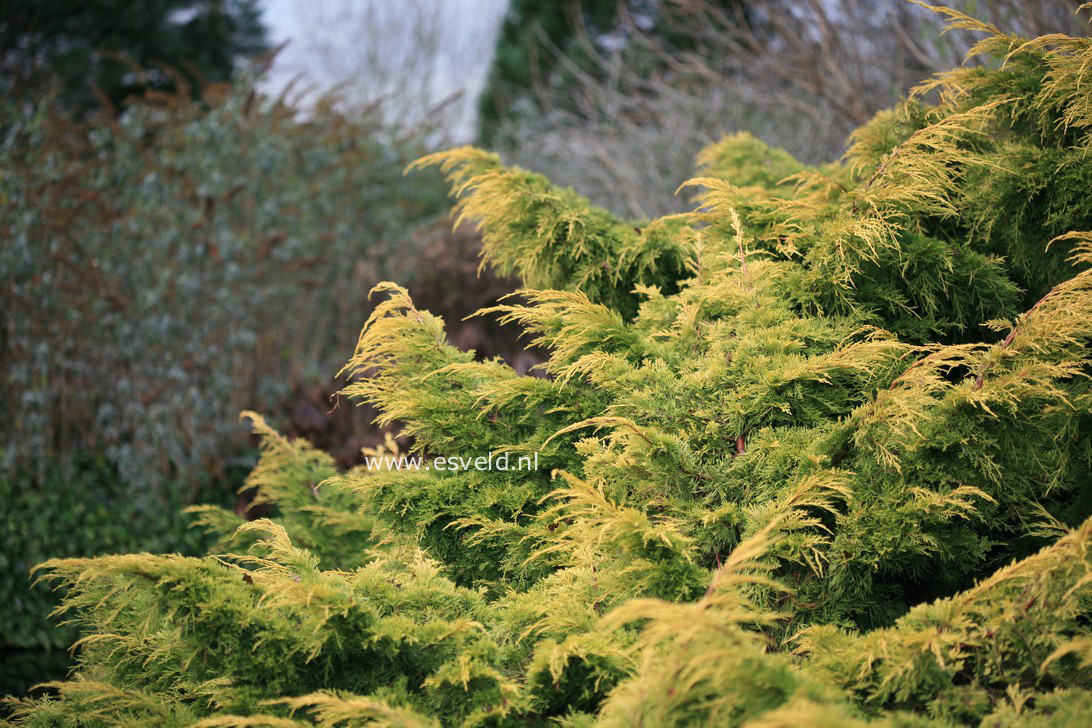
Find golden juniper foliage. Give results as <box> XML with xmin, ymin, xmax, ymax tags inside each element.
<box><xmin>8</xmin><ymin>6</ymin><xmax>1092</xmax><ymax>726</ymax></box>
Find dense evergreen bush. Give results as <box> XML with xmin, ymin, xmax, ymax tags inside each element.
<box><xmin>0</xmin><ymin>465</ymin><xmax>215</xmax><ymax>696</ymax></box>
<box><xmin>6</xmin><ymin>8</ymin><xmax>1092</xmax><ymax>726</ymax></box>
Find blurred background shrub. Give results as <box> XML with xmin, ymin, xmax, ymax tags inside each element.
<box><xmin>0</xmin><ymin>79</ymin><xmax>451</xmax><ymax>496</ymax></box>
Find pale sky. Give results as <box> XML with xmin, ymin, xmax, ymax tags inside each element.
<box><xmin>259</xmin><ymin>0</ymin><xmax>509</xmax><ymax>140</ymax></box>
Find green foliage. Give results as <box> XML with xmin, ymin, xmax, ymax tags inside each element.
<box><xmin>477</xmin><ymin>0</ymin><xmax>624</xmax><ymax>144</ymax></box>
<box><xmin>407</xmin><ymin>149</ymin><xmax>688</xmax><ymax>319</ymax></box>
<box><xmin>0</xmin><ymin>463</ymin><xmax>214</xmax><ymax>695</ymax></box>
<box><xmin>187</xmin><ymin>413</ymin><xmax>373</xmax><ymax>571</ymax></box>
<box><xmin>0</xmin><ymin>0</ymin><xmax>268</xmax><ymax>110</ymax></box>
<box><xmin>7</xmin><ymin>7</ymin><xmax>1092</xmax><ymax>726</ymax></box>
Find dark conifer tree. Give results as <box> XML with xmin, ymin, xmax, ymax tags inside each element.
<box><xmin>0</xmin><ymin>0</ymin><xmax>267</xmax><ymax>110</ymax></box>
